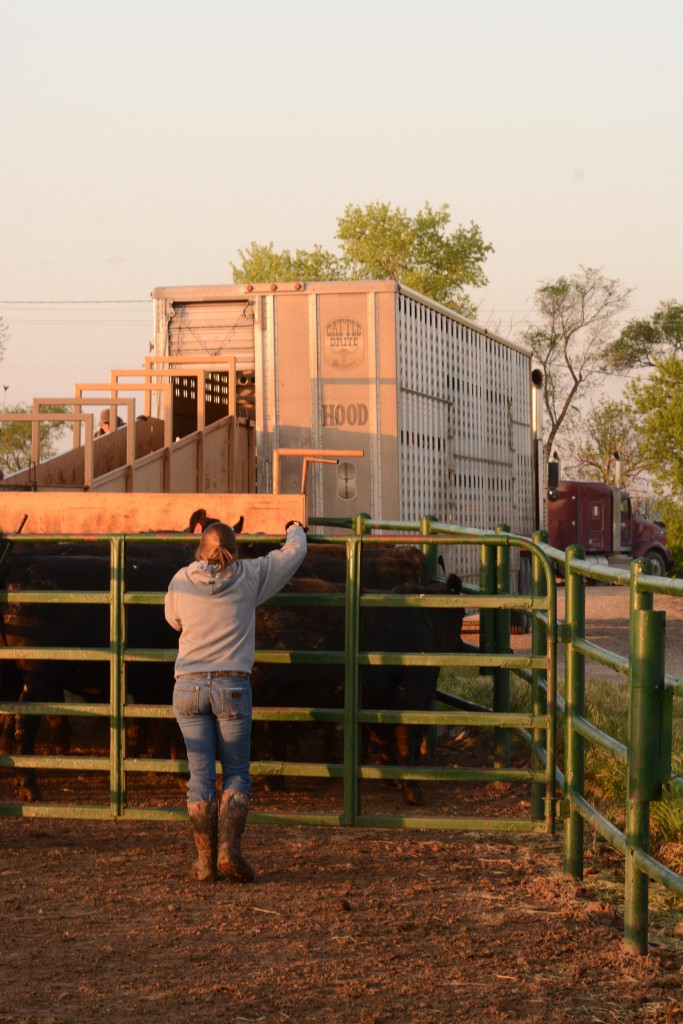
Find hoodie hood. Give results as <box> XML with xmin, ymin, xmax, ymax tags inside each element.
<box><xmin>186</xmin><ymin>559</ymin><xmax>237</xmax><ymax>594</ymax></box>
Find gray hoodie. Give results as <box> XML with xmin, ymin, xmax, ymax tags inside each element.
<box><xmin>164</xmin><ymin>524</ymin><xmax>307</xmax><ymax>678</ymax></box>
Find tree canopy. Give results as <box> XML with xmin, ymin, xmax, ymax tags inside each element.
<box><xmin>604</xmin><ymin>300</ymin><xmax>683</xmax><ymax>371</ymax></box>
<box><xmin>623</xmin><ymin>354</ymin><xmax>683</xmax><ymax>573</ymax></box>
<box><xmin>523</xmin><ymin>266</ymin><xmax>631</xmax><ymax>457</ymax></box>
<box><xmin>230</xmin><ymin>242</ymin><xmax>343</xmax><ymax>284</ymax></box>
<box><xmin>231</xmin><ymin>201</ymin><xmax>493</xmax><ymax>317</ymax></box>
<box><xmin>627</xmin><ymin>356</ymin><xmax>683</xmax><ymax>496</ymax></box>
<box><xmin>0</xmin><ymin>403</ymin><xmax>68</xmax><ymax>476</ymax></box>
<box><xmin>609</xmin><ymin>296</ymin><xmax>683</xmax><ymax>497</ymax></box>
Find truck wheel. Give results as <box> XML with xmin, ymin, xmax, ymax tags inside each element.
<box><xmin>644</xmin><ymin>550</ymin><xmax>667</xmax><ymax>576</ymax></box>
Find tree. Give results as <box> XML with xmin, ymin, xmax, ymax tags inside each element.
<box><xmin>627</xmin><ymin>356</ymin><xmax>683</xmax><ymax>495</ymax></box>
<box><xmin>523</xmin><ymin>266</ymin><xmax>631</xmax><ymax>457</ymax></box>
<box><xmin>616</xmin><ymin>307</ymin><xmax>683</xmax><ymax>576</ymax></box>
<box><xmin>626</xmin><ymin>355</ymin><xmax>683</xmax><ymax>574</ymax></box>
<box><xmin>604</xmin><ymin>300</ymin><xmax>683</xmax><ymax>371</ymax></box>
<box><xmin>231</xmin><ymin>242</ymin><xmax>343</xmax><ymax>284</ymax></box>
<box><xmin>0</xmin><ymin>403</ymin><xmax>69</xmax><ymax>476</ymax></box>
<box><xmin>335</xmin><ymin>202</ymin><xmax>492</xmax><ymax>316</ymax></box>
<box><xmin>230</xmin><ymin>201</ymin><xmax>493</xmax><ymax>317</ymax></box>
<box><xmin>622</xmin><ymin>302</ymin><xmax>683</xmax><ymax>495</ymax></box>
<box><xmin>558</xmin><ymin>399</ymin><xmax>648</xmax><ymax>488</ymax></box>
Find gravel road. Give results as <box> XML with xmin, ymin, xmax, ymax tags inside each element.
<box><xmin>499</xmin><ymin>584</ymin><xmax>683</xmax><ymax>683</ymax></box>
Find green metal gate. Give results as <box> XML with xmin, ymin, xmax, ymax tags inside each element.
<box><xmin>0</xmin><ymin>521</ymin><xmax>558</xmax><ymax>835</ymax></box>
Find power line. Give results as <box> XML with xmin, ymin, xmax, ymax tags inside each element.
<box><xmin>0</xmin><ymin>299</ymin><xmax>149</xmax><ymax>305</ymax></box>
<box><xmin>3</xmin><ymin>319</ymin><xmax>148</xmax><ymax>327</ymax></box>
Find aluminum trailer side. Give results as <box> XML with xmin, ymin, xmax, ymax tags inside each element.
<box><xmin>152</xmin><ymin>280</ymin><xmax>534</xmax><ymax>583</ymax></box>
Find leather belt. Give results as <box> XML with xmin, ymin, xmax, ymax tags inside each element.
<box><xmin>176</xmin><ymin>670</ymin><xmax>251</xmax><ymax>680</ymax></box>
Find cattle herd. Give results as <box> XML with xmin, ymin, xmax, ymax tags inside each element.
<box><xmin>0</xmin><ymin>511</ymin><xmax>477</xmax><ymax>805</ymax></box>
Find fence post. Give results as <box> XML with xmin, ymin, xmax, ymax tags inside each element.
<box><xmin>494</xmin><ymin>525</ymin><xmax>511</xmax><ymax>769</ymax></box>
<box><xmin>342</xmin><ymin>519</ymin><xmax>363</xmax><ymax>826</ymax></box>
<box><xmin>419</xmin><ymin>515</ymin><xmax>439</xmax><ymax>579</ymax></box>
<box><xmin>563</xmin><ymin>544</ymin><xmax>586</xmax><ymax>880</ymax></box>
<box><xmin>624</xmin><ymin>560</ymin><xmax>665</xmax><ymax>955</ymax></box>
<box><xmin>110</xmin><ymin>536</ymin><xmax>125</xmax><ymax>818</ymax></box>
<box><xmin>420</xmin><ymin>515</ymin><xmax>440</xmax><ymax>756</ymax></box>
<box><xmin>479</xmin><ymin>539</ymin><xmax>497</xmax><ymax>658</ymax></box>
<box><xmin>531</xmin><ymin>531</ymin><xmax>548</xmax><ymax>820</ymax></box>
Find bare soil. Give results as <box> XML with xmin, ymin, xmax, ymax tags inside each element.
<box><xmin>1</xmin><ymin>586</ymin><xmax>682</xmax><ymax>1024</ymax></box>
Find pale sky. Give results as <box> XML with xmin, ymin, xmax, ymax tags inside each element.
<box><xmin>1</xmin><ymin>0</ymin><xmax>681</xmax><ymax>408</ymax></box>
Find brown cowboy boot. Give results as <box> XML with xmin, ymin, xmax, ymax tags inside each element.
<box><xmin>217</xmin><ymin>789</ymin><xmax>255</xmax><ymax>882</ymax></box>
<box><xmin>187</xmin><ymin>800</ymin><xmax>218</xmax><ymax>881</ymax></box>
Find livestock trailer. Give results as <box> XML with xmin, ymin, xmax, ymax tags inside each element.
<box><xmin>152</xmin><ymin>280</ymin><xmax>535</xmax><ymax>583</ymax></box>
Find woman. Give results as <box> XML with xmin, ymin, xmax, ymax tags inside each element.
<box><xmin>165</xmin><ymin>519</ymin><xmax>307</xmax><ymax>883</ymax></box>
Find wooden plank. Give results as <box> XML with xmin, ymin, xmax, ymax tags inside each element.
<box><xmin>0</xmin><ymin>493</ymin><xmax>306</xmax><ymax>536</ymax></box>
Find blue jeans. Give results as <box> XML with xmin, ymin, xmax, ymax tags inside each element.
<box><xmin>173</xmin><ymin>673</ymin><xmax>252</xmax><ymax>804</ymax></box>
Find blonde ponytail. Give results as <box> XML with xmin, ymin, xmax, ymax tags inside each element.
<box><xmin>195</xmin><ymin>522</ymin><xmax>238</xmax><ymax>571</ymax></box>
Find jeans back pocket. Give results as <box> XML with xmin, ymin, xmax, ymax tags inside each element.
<box><xmin>173</xmin><ymin>684</ymin><xmax>200</xmax><ymax>717</ymax></box>
<box><xmin>219</xmin><ymin>684</ymin><xmax>250</xmax><ymax>721</ymax></box>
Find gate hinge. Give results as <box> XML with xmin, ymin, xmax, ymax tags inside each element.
<box><xmin>556</xmin><ymin>798</ymin><xmax>571</xmax><ymax>819</ymax></box>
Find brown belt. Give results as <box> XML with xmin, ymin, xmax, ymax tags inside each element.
<box><xmin>176</xmin><ymin>671</ymin><xmax>251</xmax><ymax>680</ymax></box>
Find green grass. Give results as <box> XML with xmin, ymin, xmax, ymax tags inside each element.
<box><xmin>437</xmin><ymin>665</ymin><xmax>683</xmax><ymax>874</ymax></box>
<box><xmin>580</xmin><ymin>678</ymin><xmax>683</xmax><ymax>870</ymax></box>
<box><xmin>439</xmin><ymin>666</ymin><xmax>531</xmax><ymax>714</ymax></box>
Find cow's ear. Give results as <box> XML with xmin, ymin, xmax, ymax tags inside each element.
<box><xmin>193</xmin><ymin>521</ymin><xmax>203</xmax><ymax>534</ymax></box>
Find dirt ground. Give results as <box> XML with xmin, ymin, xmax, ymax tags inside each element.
<box><xmin>1</xmin><ymin>586</ymin><xmax>682</xmax><ymax>1024</ymax></box>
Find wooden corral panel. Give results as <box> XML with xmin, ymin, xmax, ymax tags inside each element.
<box><xmin>2</xmin><ymin>415</ymin><xmax>255</xmax><ymax>498</ymax></box>
<box><xmin>203</xmin><ymin>418</ymin><xmax>255</xmax><ymax>493</ymax></box>
<box><xmin>0</xmin><ymin>493</ymin><xmax>306</xmax><ymax>537</ymax></box>
<box><xmin>128</xmin><ymin>449</ymin><xmax>169</xmax><ymax>493</ymax></box>
<box><xmin>169</xmin><ymin>434</ymin><xmax>201</xmax><ymax>492</ymax></box>
<box><xmin>7</xmin><ymin>418</ymin><xmax>166</xmax><ymax>490</ymax></box>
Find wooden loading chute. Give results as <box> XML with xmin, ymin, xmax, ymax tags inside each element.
<box><xmin>0</xmin><ymin>355</ymin><xmax>257</xmax><ymax>495</ymax></box>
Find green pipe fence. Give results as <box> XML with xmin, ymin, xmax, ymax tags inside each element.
<box><xmin>550</xmin><ymin>541</ymin><xmax>683</xmax><ymax>955</ymax></box>
<box><xmin>2</xmin><ymin>519</ymin><xmax>681</xmax><ymax>953</ymax></box>
<box><xmin>0</xmin><ymin>522</ymin><xmax>558</xmax><ymax>836</ymax></box>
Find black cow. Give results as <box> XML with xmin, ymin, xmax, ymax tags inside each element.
<box><xmin>239</xmin><ymin>537</ymin><xmax>431</xmax><ymax>591</ymax></box>
<box><xmin>249</xmin><ymin>567</ymin><xmax>474</xmax><ymax>805</ymax></box>
<box><xmin>0</xmin><ymin>509</ymin><xmax>244</xmax><ymax>784</ymax></box>
<box><xmin>0</xmin><ymin>550</ymin><xmax>189</xmax><ymax>801</ymax></box>
<box><xmin>0</xmin><ymin>527</ymin><xmax>477</xmax><ymax>807</ymax></box>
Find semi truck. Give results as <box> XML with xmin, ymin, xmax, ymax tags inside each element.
<box><xmin>546</xmin><ymin>476</ymin><xmax>672</xmax><ymax>575</ymax></box>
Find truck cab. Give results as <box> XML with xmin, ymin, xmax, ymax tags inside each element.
<box><xmin>547</xmin><ymin>479</ymin><xmax>673</xmax><ymax>576</ymax></box>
